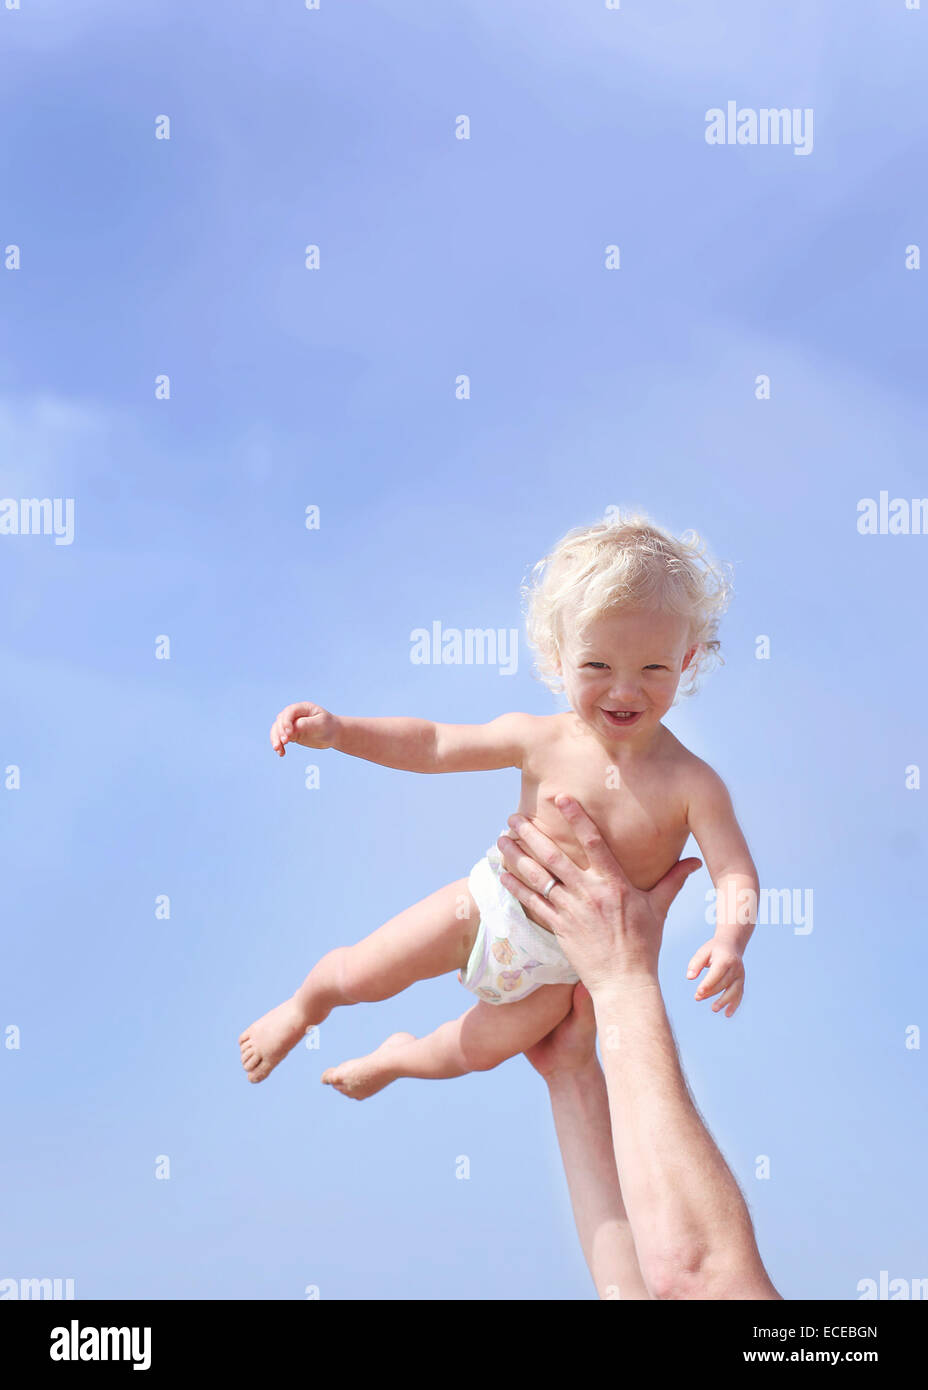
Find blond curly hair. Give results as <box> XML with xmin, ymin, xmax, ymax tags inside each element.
<box><xmin>522</xmin><ymin>512</ymin><xmax>733</xmax><ymax>697</ymax></box>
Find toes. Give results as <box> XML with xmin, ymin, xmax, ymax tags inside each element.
<box><xmin>242</xmin><ymin>1048</ymin><xmax>264</xmax><ymax>1074</ymax></box>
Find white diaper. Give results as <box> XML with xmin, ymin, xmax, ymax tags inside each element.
<box><xmin>458</xmin><ymin>830</ymin><xmax>580</xmax><ymax>1004</ymax></box>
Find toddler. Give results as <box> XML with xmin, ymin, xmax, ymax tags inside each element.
<box><xmin>239</xmin><ymin>515</ymin><xmax>759</xmax><ymax>1098</ymax></box>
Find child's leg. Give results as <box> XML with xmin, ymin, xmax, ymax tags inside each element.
<box><xmin>321</xmin><ymin>983</ymin><xmax>576</xmax><ymax>1100</ymax></box>
<box><xmin>239</xmin><ymin>877</ymin><xmax>477</xmax><ymax>1083</ymax></box>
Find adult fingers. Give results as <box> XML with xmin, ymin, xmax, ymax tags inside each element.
<box><xmin>504</xmin><ymin>814</ymin><xmax>587</xmax><ymax>891</ymax></box>
<box><xmin>550</xmin><ymin>796</ymin><xmax>633</xmax><ymax>886</ymax></box>
<box><xmin>560</xmin><ymin>982</ymin><xmax>598</xmax><ymax>1041</ymax></box>
<box><xmin>497</xmin><ymin>868</ymin><xmax>562</xmax><ymax>935</ymax></box>
<box><xmin>497</xmin><ymin>834</ymin><xmax>572</xmax><ymax>898</ymax></box>
<box><xmin>651</xmin><ymin>857</ymin><xmax>704</xmax><ymax>925</ymax></box>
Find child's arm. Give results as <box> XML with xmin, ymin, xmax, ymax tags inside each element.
<box><xmin>683</xmin><ymin>762</ymin><xmax>760</xmax><ymax>1018</ymax></box>
<box><xmin>270</xmin><ymin>701</ymin><xmax>535</xmax><ymax>773</ymax></box>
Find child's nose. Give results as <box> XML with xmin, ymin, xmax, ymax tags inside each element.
<box><xmin>608</xmin><ymin>676</ymin><xmax>641</xmax><ymax>703</ymax></box>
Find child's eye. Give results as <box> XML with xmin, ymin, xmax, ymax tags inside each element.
<box><xmin>584</xmin><ymin>662</ymin><xmax>608</xmax><ymax>669</ymax></box>
<box><xmin>644</xmin><ymin>664</ymin><xmax>667</xmax><ymax>670</ymax></box>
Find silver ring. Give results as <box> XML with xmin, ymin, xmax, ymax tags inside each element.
<box><xmin>541</xmin><ymin>876</ymin><xmax>558</xmax><ymax>900</ymax></box>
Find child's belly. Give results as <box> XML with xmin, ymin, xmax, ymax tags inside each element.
<box><xmin>510</xmin><ymin>787</ymin><xmax>690</xmax><ymax>929</ymax></box>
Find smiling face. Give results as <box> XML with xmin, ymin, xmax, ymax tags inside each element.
<box><xmin>557</xmin><ymin>605</ymin><xmax>698</xmax><ymax>745</ymax></box>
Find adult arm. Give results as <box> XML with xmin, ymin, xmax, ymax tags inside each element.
<box><xmin>499</xmin><ymin>800</ymin><xmax>781</xmax><ymax>1301</ymax></box>
<box><xmin>524</xmin><ymin>987</ymin><xmax>651</xmax><ymax>1300</ymax></box>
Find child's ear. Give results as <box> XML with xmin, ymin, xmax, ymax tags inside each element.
<box><xmin>682</xmin><ymin>644</ymin><xmax>699</xmax><ymax>671</ymax></box>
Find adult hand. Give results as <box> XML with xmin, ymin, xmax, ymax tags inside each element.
<box><xmin>523</xmin><ymin>982</ymin><xmax>598</xmax><ymax>1082</ymax></box>
<box><xmin>497</xmin><ymin>796</ymin><xmax>702</xmax><ymax>994</ymax></box>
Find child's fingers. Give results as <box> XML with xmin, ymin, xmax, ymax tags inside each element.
<box><xmin>694</xmin><ymin>965</ymin><xmax>733</xmax><ymax>1000</ymax></box>
<box><xmin>686</xmin><ymin>945</ymin><xmax>712</xmax><ymax>979</ymax></box>
<box><xmin>281</xmin><ymin>701</ymin><xmax>317</xmax><ymax>732</ymax></box>
<box><xmin>275</xmin><ymin>707</ymin><xmax>294</xmax><ymax>739</ymax></box>
<box><xmin>713</xmin><ymin>981</ymin><xmax>743</xmax><ymax>1017</ymax></box>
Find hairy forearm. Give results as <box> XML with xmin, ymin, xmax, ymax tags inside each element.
<box><xmin>591</xmin><ymin>979</ymin><xmax>780</xmax><ymax>1299</ymax></box>
<box><xmin>712</xmin><ymin>870</ymin><xmax>759</xmax><ymax>953</ymax></box>
<box><xmin>330</xmin><ymin>716</ymin><xmax>440</xmax><ymax>772</ymax></box>
<box><xmin>545</xmin><ymin>1060</ymin><xmax>651</xmax><ymax>1300</ymax></box>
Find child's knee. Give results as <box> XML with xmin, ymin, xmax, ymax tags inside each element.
<box><xmin>458</xmin><ymin>1008</ymin><xmax>518</xmax><ymax>1072</ymax></box>
<box><xmin>465</xmin><ymin>1039</ymin><xmax>509</xmax><ymax>1073</ymax></box>
<box><xmin>331</xmin><ymin>945</ymin><xmax>374</xmax><ymax>1004</ymax></box>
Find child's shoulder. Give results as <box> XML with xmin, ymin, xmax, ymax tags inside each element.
<box><xmin>495</xmin><ymin>710</ymin><xmax>575</xmax><ymax>761</ymax></box>
<box><xmin>659</xmin><ymin>729</ymin><xmax>729</xmax><ymax>799</ymax></box>
<box><xmin>496</xmin><ymin>710</ymin><xmax>570</xmax><ymax>743</ymax></box>
<box><xmin>660</xmin><ymin>738</ymin><xmax>737</xmax><ymax>830</ymax></box>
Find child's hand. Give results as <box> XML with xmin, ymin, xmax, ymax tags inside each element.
<box><xmin>686</xmin><ymin>938</ymin><xmax>745</xmax><ymax>1018</ymax></box>
<box><xmin>270</xmin><ymin>702</ymin><xmax>338</xmax><ymax>756</ymax></box>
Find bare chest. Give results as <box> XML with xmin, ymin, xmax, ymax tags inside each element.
<box><xmin>517</xmin><ymin>745</ymin><xmax>690</xmax><ymax>892</ymax></box>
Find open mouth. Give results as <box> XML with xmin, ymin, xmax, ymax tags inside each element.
<box><xmin>601</xmin><ymin>709</ymin><xmax>644</xmax><ymax>727</ymax></box>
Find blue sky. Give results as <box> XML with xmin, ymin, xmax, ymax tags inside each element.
<box><xmin>1</xmin><ymin>1</ymin><xmax>926</xmax><ymax>1300</ymax></box>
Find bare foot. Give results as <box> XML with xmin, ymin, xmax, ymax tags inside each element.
<box><xmin>239</xmin><ymin>998</ymin><xmax>314</xmax><ymax>1083</ymax></box>
<box><xmin>321</xmin><ymin>1032</ymin><xmax>417</xmax><ymax>1100</ymax></box>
